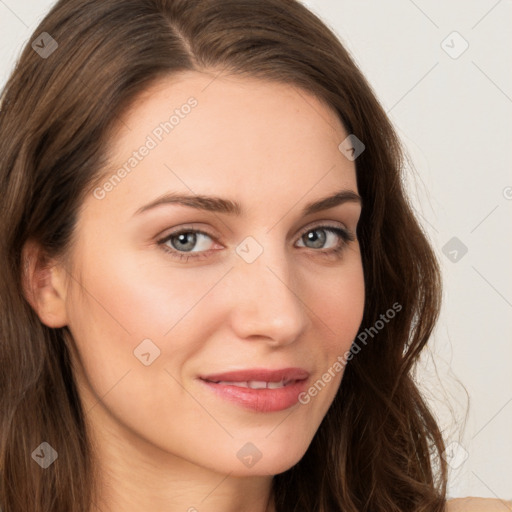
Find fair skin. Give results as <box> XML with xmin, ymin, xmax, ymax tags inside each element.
<box><xmin>23</xmin><ymin>71</ymin><xmax>509</xmax><ymax>512</ymax></box>
<box><xmin>24</xmin><ymin>71</ymin><xmax>365</xmax><ymax>512</ymax></box>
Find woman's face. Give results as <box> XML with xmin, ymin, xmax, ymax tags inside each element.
<box><xmin>59</xmin><ymin>71</ymin><xmax>365</xmax><ymax>476</ymax></box>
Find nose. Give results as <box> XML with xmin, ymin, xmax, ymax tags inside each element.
<box><xmin>225</xmin><ymin>240</ymin><xmax>309</xmax><ymax>347</ymax></box>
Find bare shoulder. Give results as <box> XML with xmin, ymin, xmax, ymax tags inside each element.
<box><xmin>447</xmin><ymin>498</ymin><xmax>512</xmax><ymax>511</ymax></box>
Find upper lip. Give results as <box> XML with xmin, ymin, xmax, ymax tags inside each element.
<box><xmin>199</xmin><ymin>367</ymin><xmax>310</xmax><ymax>383</ymax></box>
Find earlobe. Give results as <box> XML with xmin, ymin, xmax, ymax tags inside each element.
<box><xmin>21</xmin><ymin>239</ymin><xmax>69</xmax><ymax>328</ymax></box>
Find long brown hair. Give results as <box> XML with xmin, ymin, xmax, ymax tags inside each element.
<box><xmin>0</xmin><ymin>0</ymin><xmax>447</xmax><ymax>510</ymax></box>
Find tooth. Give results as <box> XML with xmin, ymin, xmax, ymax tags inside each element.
<box><xmin>219</xmin><ymin>381</ymin><xmax>249</xmax><ymax>387</ymax></box>
<box><xmin>213</xmin><ymin>380</ymin><xmax>292</xmax><ymax>389</ymax></box>
<box><xmin>247</xmin><ymin>380</ymin><xmax>268</xmax><ymax>389</ymax></box>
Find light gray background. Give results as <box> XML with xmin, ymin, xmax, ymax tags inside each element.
<box><xmin>1</xmin><ymin>0</ymin><xmax>511</xmax><ymax>500</ymax></box>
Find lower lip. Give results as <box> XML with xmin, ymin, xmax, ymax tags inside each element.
<box><xmin>199</xmin><ymin>378</ymin><xmax>309</xmax><ymax>412</ymax></box>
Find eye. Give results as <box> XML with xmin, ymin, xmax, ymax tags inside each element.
<box><xmin>157</xmin><ymin>223</ymin><xmax>355</xmax><ymax>262</ymax></box>
<box><xmin>158</xmin><ymin>229</ymin><xmax>215</xmax><ymax>261</ymax></box>
<box><xmin>296</xmin><ymin>224</ymin><xmax>355</xmax><ymax>258</ymax></box>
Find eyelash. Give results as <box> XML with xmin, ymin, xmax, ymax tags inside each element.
<box><xmin>157</xmin><ymin>224</ymin><xmax>356</xmax><ymax>262</ymax></box>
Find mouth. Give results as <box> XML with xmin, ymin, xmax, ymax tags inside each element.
<box><xmin>197</xmin><ymin>367</ymin><xmax>310</xmax><ymax>412</ymax></box>
<box><xmin>200</xmin><ymin>378</ymin><xmax>297</xmax><ymax>389</ymax></box>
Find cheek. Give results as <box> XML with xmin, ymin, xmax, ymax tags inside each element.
<box><xmin>310</xmin><ymin>257</ymin><xmax>365</xmax><ymax>351</ymax></box>
<box><xmin>64</xmin><ymin>251</ymin><xmax>204</xmax><ymax>447</ymax></box>
<box><xmin>70</xmin><ymin>241</ymin><xmax>221</xmax><ymax>340</ymax></box>
<box><xmin>64</xmin><ymin>242</ymin><xmax>232</xmax><ymax>399</ymax></box>
<box><xmin>291</xmin><ymin>255</ymin><xmax>365</xmax><ymax>402</ymax></box>
<box><xmin>288</xmin><ymin>268</ymin><xmax>363</xmax><ymax>427</ymax></box>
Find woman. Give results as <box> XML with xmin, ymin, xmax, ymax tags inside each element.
<box><xmin>0</xmin><ymin>0</ymin><xmax>508</xmax><ymax>510</ymax></box>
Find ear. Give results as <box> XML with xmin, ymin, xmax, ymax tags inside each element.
<box><xmin>21</xmin><ymin>239</ymin><xmax>69</xmax><ymax>328</ymax></box>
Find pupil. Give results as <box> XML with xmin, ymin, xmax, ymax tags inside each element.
<box><xmin>306</xmin><ymin>229</ymin><xmax>326</xmax><ymax>249</ymax></box>
<box><xmin>173</xmin><ymin>232</ymin><xmax>196</xmax><ymax>252</ymax></box>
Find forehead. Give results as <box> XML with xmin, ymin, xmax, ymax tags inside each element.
<box><xmin>115</xmin><ymin>69</ymin><xmax>347</xmax><ymax>141</ymax></box>
<box><xmin>91</xmin><ymin>70</ymin><xmax>357</xmax><ymax>218</ymax></box>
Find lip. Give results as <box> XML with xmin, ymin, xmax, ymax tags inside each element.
<box><xmin>199</xmin><ymin>367</ymin><xmax>310</xmax><ymax>383</ymax></box>
<box><xmin>198</xmin><ymin>367</ymin><xmax>310</xmax><ymax>413</ymax></box>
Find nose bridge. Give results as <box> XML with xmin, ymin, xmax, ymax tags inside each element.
<box><xmin>227</xmin><ymin>233</ymin><xmax>308</xmax><ymax>343</ymax></box>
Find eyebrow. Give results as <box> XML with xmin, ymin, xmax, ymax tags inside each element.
<box><xmin>133</xmin><ymin>188</ymin><xmax>362</xmax><ymax>218</ymax></box>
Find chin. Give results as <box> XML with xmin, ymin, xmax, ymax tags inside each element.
<box><xmin>211</xmin><ymin>438</ymin><xmax>311</xmax><ymax>477</ymax></box>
